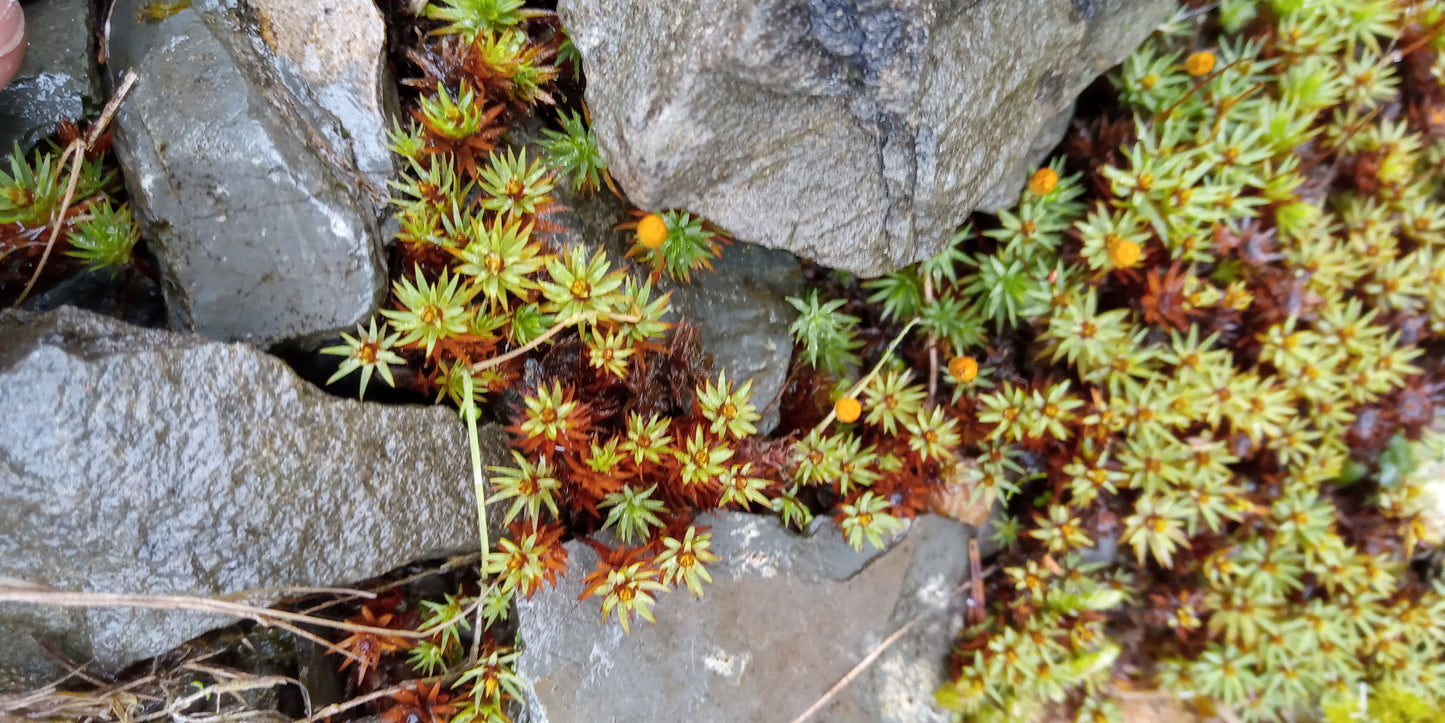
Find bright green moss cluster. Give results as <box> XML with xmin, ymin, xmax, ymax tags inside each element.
<box><xmin>780</xmin><ymin>1</ymin><xmax>1445</xmax><ymax>720</ymax></box>
<box><xmin>930</xmin><ymin>2</ymin><xmax>1445</xmax><ymax>719</ymax></box>
<box><xmin>1</xmin><ymin>143</ymin><xmax>135</xmax><ymax>276</ymax></box>
<box><xmin>321</xmin><ymin>0</ymin><xmax>1445</xmax><ymax>720</ymax></box>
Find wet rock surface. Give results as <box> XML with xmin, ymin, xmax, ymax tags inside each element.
<box><xmin>106</xmin><ymin>0</ymin><xmax>388</xmax><ymax>344</ymax></box>
<box><xmin>0</xmin><ymin>307</ymin><xmax>508</xmax><ymax>688</ymax></box>
<box><xmin>559</xmin><ymin>0</ymin><xmax>1174</xmax><ymax>275</ymax></box>
<box><xmin>0</xmin><ymin>0</ymin><xmax>99</xmax><ymax>151</ymax></box>
<box><xmin>246</xmin><ymin>0</ymin><xmax>398</xmax><ymax>197</ymax></box>
<box><xmin>516</xmin><ymin>512</ymin><xmax>987</xmax><ymax>723</ymax></box>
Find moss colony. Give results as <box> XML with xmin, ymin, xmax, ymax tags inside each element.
<box><xmin>0</xmin><ymin>0</ymin><xmax>1419</xmax><ymax>720</ymax></box>
<box><xmin>1</xmin><ymin>122</ymin><xmax>138</xmax><ymax>300</ymax></box>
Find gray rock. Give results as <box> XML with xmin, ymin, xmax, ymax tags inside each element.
<box><xmin>106</xmin><ymin>0</ymin><xmax>388</xmax><ymax>344</ymax></box>
<box><xmin>0</xmin><ymin>307</ymin><xmax>508</xmax><ymax>689</ymax></box>
<box><xmin>516</xmin><ymin>511</ymin><xmax>987</xmax><ymax>722</ymax></box>
<box><xmin>531</xmin><ymin>124</ymin><xmax>802</xmax><ymax>435</ymax></box>
<box><xmin>976</xmin><ymin>103</ymin><xmax>1077</xmax><ymax>212</ymax></box>
<box><xmin>559</xmin><ymin>0</ymin><xmax>1174</xmax><ymax>275</ymax></box>
<box><xmin>0</xmin><ymin>0</ymin><xmax>99</xmax><ymax>151</ymax></box>
<box><xmin>247</xmin><ymin>0</ymin><xmax>398</xmax><ymax>198</ymax></box>
<box><xmin>19</xmin><ymin>265</ymin><xmax>167</xmax><ymax>329</ymax></box>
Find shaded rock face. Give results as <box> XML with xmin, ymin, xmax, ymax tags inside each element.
<box><xmin>516</xmin><ymin>512</ymin><xmax>985</xmax><ymax>722</ymax></box>
<box><xmin>0</xmin><ymin>0</ymin><xmax>99</xmax><ymax>151</ymax></box>
<box><xmin>106</xmin><ymin>0</ymin><xmax>389</xmax><ymax>344</ymax></box>
<box><xmin>19</xmin><ymin>266</ymin><xmax>167</xmax><ymax>329</ymax></box>
<box><xmin>0</xmin><ymin>308</ymin><xmax>507</xmax><ymax>689</ymax></box>
<box><xmin>559</xmin><ymin>0</ymin><xmax>1174</xmax><ymax>275</ymax></box>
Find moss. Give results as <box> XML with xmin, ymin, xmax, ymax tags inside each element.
<box><xmin>324</xmin><ymin>0</ymin><xmax>1445</xmax><ymax>719</ymax></box>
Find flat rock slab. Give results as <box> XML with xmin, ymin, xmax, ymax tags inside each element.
<box><xmin>517</xmin><ymin>512</ymin><xmax>982</xmax><ymax>722</ymax></box>
<box><xmin>560</xmin><ymin>0</ymin><xmax>1174</xmax><ymax>275</ymax></box>
<box><xmin>0</xmin><ymin>308</ymin><xmax>507</xmax><ymax>689</ymax></box>
<box><xmin>0</xmin><ymin>0</ymin><xmax>99</xmax><ymax>151</ymax></box>
<box><xmin>107</xmin><ymin>0</ymin><xmax>387</xmax><ymax>344</ymax></box>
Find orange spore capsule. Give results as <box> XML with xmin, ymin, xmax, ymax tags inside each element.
<box><xmin>835</xmin><ymin>396</ymin><xmax>862</xmax><ymax>423</ymax></box>
<box><xmin>949</xmin><ymin>355</ymin><xmax>979</xmax><ymax>383</ymax></box>
<box><xmin>1106</xmin><ymin>237</ymin><xmax>1142</xmax><ymax>268</ymax></box>
<box><xmin>1185</xmin><ymin>51</ymin><xmax>1215</xmax><ymax>77</ymax></box>
<box><xmin>1028</xmin><ymin>167</ymin><xmax>1058</xmax><ymax>196</ymax></box>
<box><xmin>636</xmin><ymin>213</ymin><xmax>668</xmax><ymax>249</ymax></box>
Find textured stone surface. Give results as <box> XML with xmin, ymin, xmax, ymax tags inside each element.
<box><xmin>559</xmin><ymin>0</ymin><xmax>1174</xmax><ymax>275</ymax></box>
<box><xmin>0</xmin><ymin>308</ymin><xmax>507</xmax><ymax>689</ymax></box>
<box><xmin>0</xmin><ymin>0</ymin><xmax>98</xmax><ymax>151</ymax></box>
<box><xmin>106</xmin><ymin>0</ymin><xmax>387</xmax><ymax>344</ymax></box>
<box><xmin>516</xmin><ymin>512</ymin><xmax>987</xmax><ymax>722</ymax></box>
<box><xmin>247</xmin><ymin>0</ymin><xmax>397</xmax><ymax>197</ymax></box>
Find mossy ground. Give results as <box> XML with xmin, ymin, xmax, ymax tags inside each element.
<box><xmin>8</xmin><ymin>1</ymin><xmax>1445</xmax><ymax>722</ymax></box>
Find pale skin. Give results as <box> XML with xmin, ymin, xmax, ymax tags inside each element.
<box><xmin>0</xmin><ymin>0</ymin><xmax>23</xmax><ymax>91</ymax></box>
